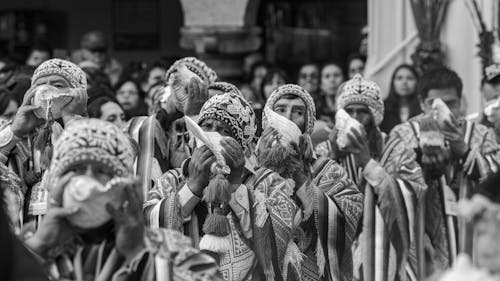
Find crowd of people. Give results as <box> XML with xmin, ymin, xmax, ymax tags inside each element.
<box><xmin>1</xmin><ymin>30</ymin><xmax>500</xmax><ymax>281</ymax></box>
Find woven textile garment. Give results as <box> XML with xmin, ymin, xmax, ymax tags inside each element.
<box><xmin>389</xmin><ymin>116</ymin><xmax>500</xmax><ymax>277</ymax></box>
<box><xmin>316</xmin><ymin>134</ymin><xmax>426</xmax><ymax>281</ymax></box>
<box><xmin>316</xmin><ymin>74</ymin><xmax>426</xmax><ymax>281</ymax></box>
<box><xmin>262</xmin><ymin>84</ymin><xmax>364</xmax><ymax>281</ymax></box>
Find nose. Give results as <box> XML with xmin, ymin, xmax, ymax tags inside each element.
<box><xmin>284</xmin><ymin>108</ymin><xmax>293</xmax><ymax>120</ymax></box>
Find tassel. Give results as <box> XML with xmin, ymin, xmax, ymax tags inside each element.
<box><xmin>254</xmin><ymin>219</ymin><xmax>275</xmax><ymax>281</ymax></box>
<box><xmin>200</xmin><ymin>206</ymin><xmax>232</xmax><ymax>253</ymax></box>
<box><xmin>34</xmin><ymin>121</ymin><xmax>54</xmax><ymax>170</ymax></box>
<box><xmin>315</xmin><ymin>238</ymin><xmax>326</xmax><ymax>277</ymax></box>
<box><xmin>257</xmin><ymin>141</ymin><xmax>302</xmax><ymax>179</ymax></box>
<box><xmin>203</xmin><ymin>173</ymin><xmax>231</xmax><ymax>203</ymax></box>
<box><xmin>282</xmin><ymin>241</ymin><xmax>304</xmax><ymax>281</ymax></box>
<box><xmin>202</xmin><ymin>206</ymin><xmax>230</xmax><ymax>236</ymax></box>
<box><xmin>199</xmin><ymin>233</ymin><xmax>232</xmax><ymax>253</ymax></box>
<box><xmin>200</xmin><ymin>171</ymin><xmax>232</xmax><ymax>254</ymax></box>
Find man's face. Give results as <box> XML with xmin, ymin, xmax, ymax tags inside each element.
<box><xmin>344</xmin><ymin>103</ymin><xmax>374</xmax><ymax>129</ymax></box>
<box><xmin>33</xmin><ymin>74</ymin><xmax>71</xmax><ymax>91</ymax></box>
<box><xmin>298</xmin><ymin>65</ymin><xmax>319</xmax><ymax>93</ymax></box>
<box><xmin>199</xmin><ymin>119</ymin><xmax>235</xmax><ymax>139</ymax></box>
<box><xmin>273</xmin><ymin>96</ymin><xmax>306</xmax><ymax>132</ymax></box>
<box><xmin>421</xmin><ymin>88</ymin><xmax>462</xmax><ymax>118</ymax></box>
<box><xmin>26</xmin><ymin>50</ymin><xmax>50</xmax><ymax>68</ymax></box>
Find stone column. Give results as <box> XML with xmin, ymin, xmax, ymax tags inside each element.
<box><xmin>179</xmin><ymin>0</ymin><xmax>262</xmax><ymax>80</ymax></box>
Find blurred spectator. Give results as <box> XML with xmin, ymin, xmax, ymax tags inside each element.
<box><xmin>297</xmin><ymin>63</ymin><xmax>320</xmax><ymax>95</ymax></box>
<box><xmin>256</xmin><ymin>68</ymin><xmax>288</xmax><ymax>136</ymax></box>
<box><xmin>347</xmin><ymin>53</ymin><xmax>366</xmax><ymax>78</ymax></box>
<box><xmin>317</xmin><ymin>62</ymin><xmax>345</xmax><ymax>124</ymax></box>
<box><xmin>261</xmin><ymin>67</ymin><xmax>288</xmax><ymax>100</ymax></box>
<box><xmin>0</xmin><ymin>88</ymin><xmax>18</xmax><ymax>123</ymax></box>
<box><xmin>243</xmin><ymin>52</ymin><xmax>264</xmax><ymax>78</ymax></box>
<box><xmin>87</xmin><ymin>96</ymin><xmax>126</xmax><ymax>129</ymax></box>
<box><xmin>0</xmin><ymin>59</ymin><xmax>16</xmax><ymax>86</ymax></box>
<box><xmin>114</xmin><ymin>77</ymin><xmax>147</xmax><ymax>119</ymax></box>
<box><xmin>380</xmin><ymin>64</ymin><xmax>421</xmax><ymax>133</ymax></box>
<box><xmin>121</xmin><ymin>61</ymin><xmax>146</xmax><ymax>82</ymax></box>
<box><xmin>25</xmin><ymin>43</ymin><xmax>52</xmax><ymax>68</ymax></box>
<box><xmin>240</xmin><ymin>60</ymin><xmax>269</xmax><ymax>107</ymax></box>
<box><xmin>76</xmin><ymin>30</ymin><xmax>123</xmax><ymax>86</ymax></box>
<box><xmin>81</xmin><ymin>64</ymin><xmax>114</xmax><ymax>104</ymax></box>
<box><xmin>140</xmin><ymin>61</ymin><xmax>167</xmax><ymax>93</ymax></box>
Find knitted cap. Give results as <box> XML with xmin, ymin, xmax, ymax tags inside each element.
<box><xmin>336</xmin><ymin>74</ymin><xmax>384</xmax><ymax>125</ymax></box>
<box><xmin>49</xmin><ymin>119</ymin><xmax>135</xmax><ymax>181</ymax></box>
<box><xmin>32</xmin><ymin>58</ymin><xmax>87</xmax><ymax>89</ymax></box>
<box><xmin>198</xmin><ymin>91</ymin><xmax>256</xmax><ymax>152</ymax></box>
<box><xmin>165</xmin><ymin>57</ymin><xmax>217</xmax><ymax>85</ymax></box>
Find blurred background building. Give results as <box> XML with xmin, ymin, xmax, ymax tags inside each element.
<box><xmin>0</xmin><ymin>0</ymin><xmax>366</xmax><ymax>80</ymax></box>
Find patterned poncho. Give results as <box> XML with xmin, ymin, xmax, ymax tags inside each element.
<box><xmin>262</xmin><ymin>84</ymin><xmax>364</xmax><ymax>281</ymax></box>
<box><xmin>298</xmin><ymin>157</ymin><xmax>364</xmax><ymax>281</ymax></box>
<box><xmin>144</xmin><ymin>166</ymin><xmax>298</xmax><ymax>281</ymax></box>
<box><xmin>316</xmin><ymin>133</ymin><xmax>427</xmax><ymax>281</ymax></box>
<box><xmin>390</xmin><ymin>116</ymin><xmax>500</xmax><ymax>276</ymax></box>
<box><xmin>44</xmin><ymin>228</ymin><xmax>222</xmax><ymax>281</ymax></box>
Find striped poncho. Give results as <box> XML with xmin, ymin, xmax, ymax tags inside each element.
<box><xmin>390</xmin><ymin>117</ymin><xmax>500</xmax><ymax>276</ymax></box>
<box><xmin>316</xmin><ymin>134</ymin><xmax>427</xmax><ymax>281</ymax></box>
<box><xmin>296</xmin><ymin>157</ymin><xmax>363</xmax><ymax>281</ymax></box>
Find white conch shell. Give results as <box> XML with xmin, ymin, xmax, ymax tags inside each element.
<box><xmin>170</xmin><ymin>64</ymin><xmax>202</xmax><ymax>110</ymax></box>
<box><xmin>263</xmin><ymin>106</ymin><xmax>302</xmax><ymax>146</ymax></box>
<box><xmin>484</xmin><ymin>97</ymin><xmax>500</xmax><ymax>122</ymax></box>
<box><xmin>62</xmin><ymin>175</ymin><xmax>119</xmax><ymax>229</ymax></box>
<box><xmin>184</xmin><ymin>116</ymin><xmax>231</xmax><ymax>175</ymax></box>
<box><xmin>32</xmin><ymin>85</ymin><xmax>74</xmax><ymax>120</ymax></box>
<box><xmin>432</xmin><ymin>98</ymin><xmax>453</xmax><ymax>125</ymax></box>
<box><xmin>335</xmin><ymin>109</ymin><xmax>363</xmax><ymax>150</ymax></box>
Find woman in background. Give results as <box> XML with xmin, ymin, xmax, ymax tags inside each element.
<box><xmin>255</xmin><ymin>68</ymin><xmax>288</xmax><ymax>136</ymax></box>
<box><xmin>380</xmin><ymin>64</ymin><xmax>421</xmax><ymax>133</ymax></box>
<box><xmin>114</xmin><ymin>77</ymin><xmax>147</xmax><ymax>119</ymax></box>
<box><xmin>318</xmin><ymin>62</ymin><xmax>345</xmax><ymax>125</ymax></box>
<box><xmin>87</xmin><ymin>96</ymin><xmax>126</xmax><ymax>129</ymax></box>
<box><xmin>347</xmin><ymin>53</ymin><xmax>366</xmax><ymax>79</ymax></box>
<box><xmin>0</xmin><ymin>88</ymin><xmax>18</xmax><ymax>123</ymax></box>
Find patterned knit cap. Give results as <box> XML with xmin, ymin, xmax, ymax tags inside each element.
<box><xmin>198</xmin><ymin>91</ymin><xmax>256</xmax><ymax>152</ymax></box>
<box><xmin>165</xmin><ymin>57</ymin><xmax>217</xmax><ymax>84</ymax></box>
<box><xmin>48</xmin><ymin>119</ymin><xmax>135</xmax><ymax>182</ymax></box>
<box><xmin>32</xmin><ymin>58</ymin><xmax>87</xmax><ymax>89</ymax></box>
<box><xmin>265</xmin><ymin>84</ymin><xmax>316</xmax><ymax>135</ymax></box>
<box><xmin>208</xmin><ymin>82</ymin><xmax>242</xmax><ymax>96</ymax></box>
<box><xmin>337</xmin><ymin>74</ymin><xmax>384</xmax><ymax>125</ymax></box>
